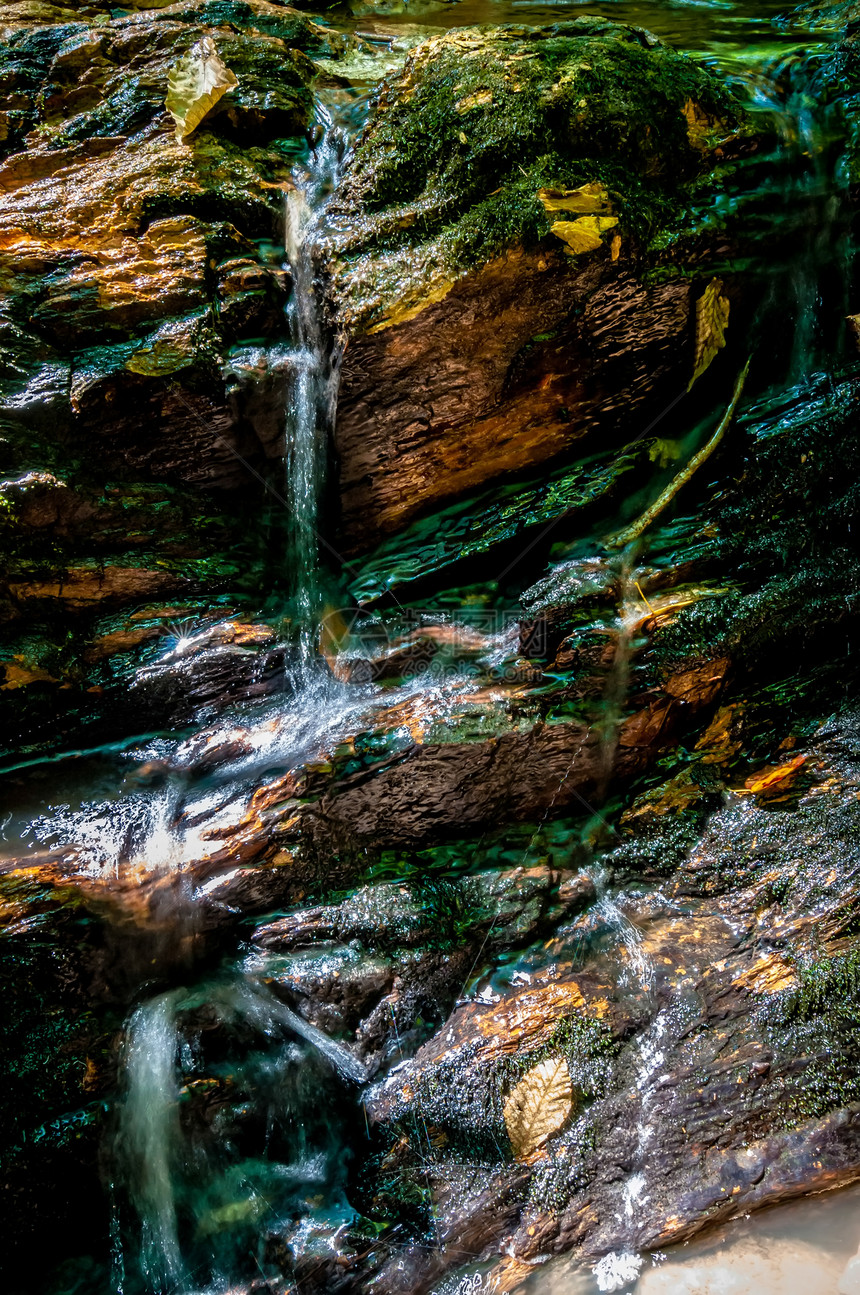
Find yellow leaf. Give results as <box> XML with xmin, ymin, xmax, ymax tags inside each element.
<box><xmin>610</xmin><ymin>232</ymin><xmax>621</xmax><ymax>261</ymax></box>
<box><xmin>454</xmin><ymin>89</ymin><xmax>493</xmax><ymax>113</ymax></box>
<box><xmin>683</xmin><ymin>98</ymin><xmax>713</xmax><ymax>151</ymax></box>
<box><xmin>551</xmin><ymin>214</ymin><xmax>618</xmax><ymax>255</ymax></box>
<box><xmin>538</xmin><ymin>181</ymin><xmax>611</xmax><ymax>214</ymax></box>
<box><xmin>736</xmin><ymin>754</ymin><xmax>807</xmax><ymax>795</ymax></box>
<box><xmin>689</xmin><ymin>277</ymin><xmax>730</xmax><ymax>390</ymax></box>
<box><xmin>166</xmin><ymin>36</ymin><xmax>238</xmax><ymax>144</ymax></box>
<box><xmin>503</xmin><ymin>1055</ymin><xmax>572</xmax><ymax>1159</ymax></box>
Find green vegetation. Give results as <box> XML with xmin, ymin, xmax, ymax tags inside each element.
<box><xmin>327</xmin><ymin>18</ymin><xmax>746</xmax><ymax>329</ymax></box>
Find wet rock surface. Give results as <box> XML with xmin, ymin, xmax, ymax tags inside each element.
<box><xmin>325</xmin><ymin>19</ymin><xmax>748</xmax><ymax>547</ymax></box>
<box><xmin>317</xmin><ymin>714</ymin><xmax>860</xmax><ymax>1293</ymax></box>
<box><xmin>0</xmin><ymin>0</ymin><xmax>359</xmax><ymax>749</ymax></box>
<box><xmin>3</xmin><ymin>2</ymin><xmax>860</xmax><ymax>1293</ymax></box>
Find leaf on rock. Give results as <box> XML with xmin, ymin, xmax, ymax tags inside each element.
<box><xmin>689</xmin><ymin>278</ymin><xmax>730</xmax><ymax>389</ymax></box>
<box><xmin>539</xmin><ymin>182</ymin><xmax>612</xmax><ymax>214</ymax></box>
<box><xmin>166</xmin><ymin>36</ymin><xmax>238</xmax><ymax>144</ymax></box>
<box><xmin>683</xmin><ymin>99</ymin><xmax>737</xmax><ymax>153</ymax></box>
<box><xmin>455</xmin><ymin>89</ymin><xmax>493</xmax><ymax>113</ymax></box>
<box><xmin>683</xmin><ymin>98</ymin><xmax>714</xmax><ymax>151</ymax></box>
<box><xmin>848</xmin><ymin>313</ymin><xmax>860</xmax><ymax>349</ymax></box>
<box><xmin>503</xmin><ymin>1055</ymin><xmax>572</xmax><ymax>1159</ymax></box>
<box><xmin>737</xmin><ymin>753</ymin><xmax>807</xmax><ymax>795</ymax></box>
<box><xmin>551</xmin><ymin>214</ymin><xmax>618</xmax><ymax>255</ymax></box>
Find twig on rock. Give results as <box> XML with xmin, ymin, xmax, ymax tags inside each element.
<box><xmin>607</xmin><ymin>354</ymin><xmax>752</xmax><ymax>550</ymax></box>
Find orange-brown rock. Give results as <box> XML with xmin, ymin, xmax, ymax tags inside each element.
<box><xmin>324</xmin><ymin>21</ymin><xmax>749</xmax><ymax>548</ymax></box>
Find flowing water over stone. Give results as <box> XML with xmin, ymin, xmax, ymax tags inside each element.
<box><xmin>283</xmin><ymin>106</ymin><xmax>347</xmax><ymax>658</ymax></box>
<box><xmin>3</xmin><ymin>1</ymin><xmax>860</xmax><ymax>1293</ymax></box>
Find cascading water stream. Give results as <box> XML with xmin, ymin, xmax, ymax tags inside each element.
<box><xmin>118</xmin><ymin>995</ymin><xmax>185</xmax><ymax>1295</ymax></box>
<box><xmin>283</xmin><ymin>107</ymin><xmax>346</xmax><ymax>664</ymax></box>
<box><xmin>106</xmin><ymin>108</ymin><xmax>359</xmax><ymax>1295</ymax></box>
<box><xmin>111</xmin><ymin>975</ymin><xmax>364</xmax><ymax>1295</ymax></box>
<box><xmin>741</xmin><ymin>46</ymin><xmax>853</xmax><ymax>379</ymax></box>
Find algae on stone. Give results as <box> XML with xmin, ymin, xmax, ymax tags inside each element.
<box><xmin>325</xmin><ymin>18</ymin><xmax>745</xmax><ymax>332</ymax></box>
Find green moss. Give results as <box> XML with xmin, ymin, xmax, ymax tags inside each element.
<box><xmin>648</xmin><ymin>373</ymin><xmax>860</xmax><ymax>685</ymax></box>
<box><xmin>772</xmin><ymin>947</ymin><xmax>860</xmax><ymax>1026</ymax></box>
<box><xmin>327</xmin><ymin>19</ymin><xmax>745</xmax><ymax>327</ymax></box>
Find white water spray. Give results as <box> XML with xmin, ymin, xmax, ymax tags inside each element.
<box><xmin>283</xmin><ymin>109</ymin><xmax>346</xmax><ymax>661</ymax></box>
<box><xmin>119</xmin><ymin>994</ymin><xmax>185</xmax><ymax>1295</ymax></box>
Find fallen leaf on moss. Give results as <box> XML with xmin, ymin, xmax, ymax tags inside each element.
<box><xmin>551</xmin><ymin>214</ymin><xmax>618</xmax><ymax>254</ymax></box>
<box><xmin>538</xmin><ymin>181</ymin><xmax>611</xmax><ymax>214</ymax></box>
<box><xmin>695</xmin><ymin>702</ymin><xmax>744</xmax><ymax>765</ymax></box>
<box><xmin>503</xmin><ymin>1055</ymin><xmax>572</xmax><ymax>1158</ymax></box>
<box><xmin>166</xmin><ymin>36</ymin><xmax>238</xmax><ymax>144</ymax></box>
<box><xmin>683</xmin><ymin>98</ymin><xmax>737</xmax><ymax>153</ymax></box>
<box><xmin>455</xmin><ymin>89</ymin><xmax>493</xmax><ymax>113</ymax></box>
<box><xmin>689</xmin><ymin>278</ymin><xmax>730</xmax><ymax>389</ymax></box>
<box><xmin>622</xmin><ymin>768</ymin><xmax>709</xmax><ymax>822</ymax></box>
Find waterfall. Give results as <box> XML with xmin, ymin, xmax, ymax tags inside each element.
<box><xmin>118</xmin><ymin>994</ymin><xmax>185</xmax><ymax>1295</ymax></box>
<box><xmin>283</xmin><ymin>109</ymin><xmax>346</xmax><ymax>662</ymax></box>
<box><xmin>744</xmin><ymin>50</ymin><xmax>852</xmax><ymax>381</ymax></box>
<box><xmin>111</xmin><ymin>973</ymin><xmax>362</xmax><ymax>1294</ymax></box>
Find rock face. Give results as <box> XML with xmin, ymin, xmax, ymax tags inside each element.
<box><xmin>325</xmin><ymin>19</ymin><xmax>747</xmax><ymax>548</ymax></box>
<box><xmin>0</xmin><ymin>0</ymin><xmax>344</xmax><ymax>480</ymax></box>
<box><xmin>0</xmin><ymin>0</ymin><xmax>356</xmax><ymax>748</ymax></box>
<box><xmin>5</xmin><ymin>5</ymin><xmax>860</xmax><ymax>1292</ymax></box>
<box><xmin>339</xmin><ymin>714</ymin><xmax>860</xmax><ymax>1295</ymax></box>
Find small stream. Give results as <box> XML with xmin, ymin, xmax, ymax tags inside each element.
<box><xmin>2</xmin><ymin>1</ymin><xmax>859</xmax><ymax>1292</ymax></box>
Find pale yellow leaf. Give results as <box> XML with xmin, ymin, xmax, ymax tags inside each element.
<box><xmin>689</xmin><ymin>277</ymin><xmax>730</xmax><ymax>390</ymax></box>
<box><xmin>538</xmin><ymin>181</ymin><xmax>612</xmax><ymax>215</ymax></box>
<box><xmin>166</xmin><ymin>36</ymin><xmax>238</xmax><ymax>144</ymax></box>
<box><xmin>551</xmin><ymin>214</ymin><xmax>618</xmax><ymax>255</ymax></box>
<box><xmin>455</xmin><ymin>89</ymin><xmax>493</xmax><ymax>113</ymax></box>
<box><xmin>503</xmin><ymin>1055</ymin><xmax>572</xmax><ymax>1158</ymax></box>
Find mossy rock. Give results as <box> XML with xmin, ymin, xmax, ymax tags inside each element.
<box><xmin>326</xmin><ymin>21</ymin><xmax>750</xmax><ymax>548</ymax></box>
<box><xmin>326</xmin><ymin>18</ymin><xmax>745</xmax><ymax>332</ymax></box>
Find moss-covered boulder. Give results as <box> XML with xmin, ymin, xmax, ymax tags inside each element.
<box><xmin>324</xmin><ymin>19</ymin><xmax>748</xmax><ymax>548</ymax></box>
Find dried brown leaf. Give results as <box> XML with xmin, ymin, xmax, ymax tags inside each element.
<box><xmin>166</xmin><ymin>36</ymin><xmax>238</xmax><ymax>144</ymax></box>
<box><xmin>503</xmin><ymin>1055</ymin><xmax>572</xmax><ymax>1159</ymax></box>
<box><xmin>689</xmin><ymin>277</ymin><xmax>730</xmax><ymax>390</ymax></box>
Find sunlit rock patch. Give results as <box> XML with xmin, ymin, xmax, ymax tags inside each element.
<box><xmin>0</xmin><ymin>0</ymin><xmax>364</xmax><ymax>747</ymax></box>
